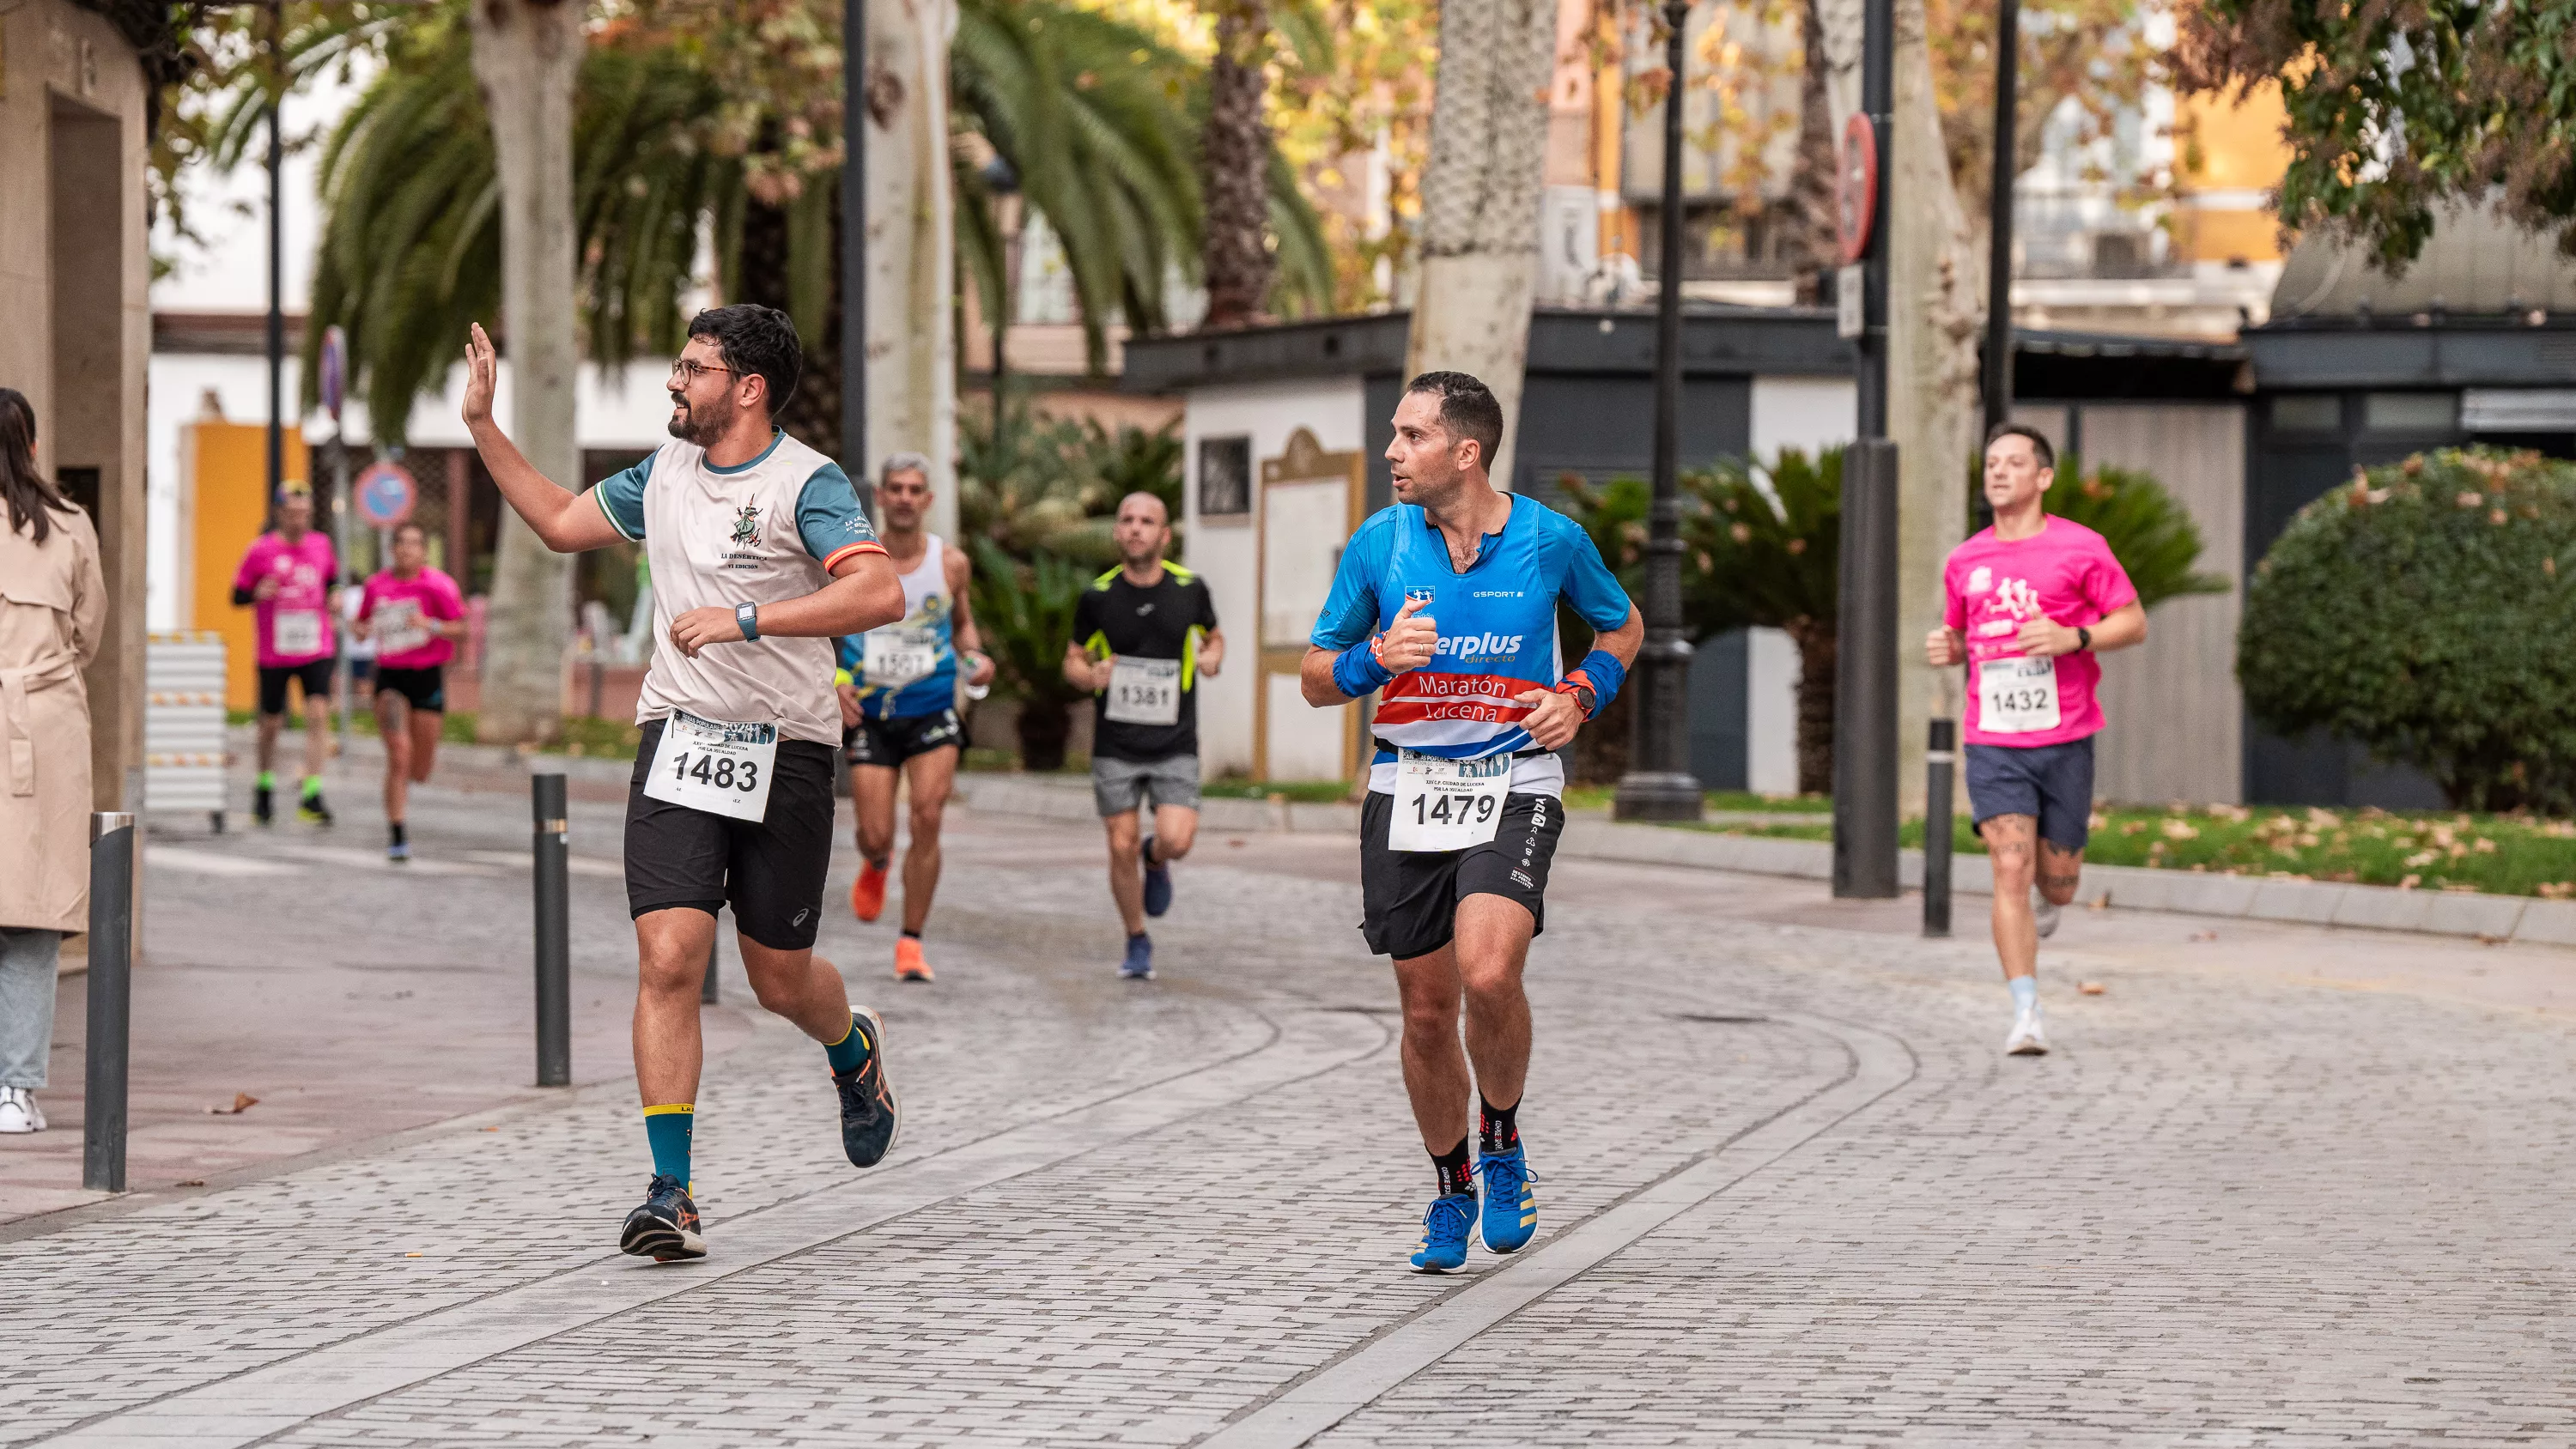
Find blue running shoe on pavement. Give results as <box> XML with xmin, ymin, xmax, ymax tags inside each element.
<box><xmin>1411</xmin><ymin>1192</ymin><xmax>1476</xmax><ymax>1273</ymax></box>
<box><xmin>1475</xmin><ymin>1144</ymin><xmax>1538</xmax><ymax>1254</ymax></box>
<box><xmin>1140</xmin><ymin>838</ymin><xmax>1173</xmax><ymax>917</ymax></box>
<box><xmin>1120</xmin><ymin>932</ymin><xmax>1155</xmax><ymax>979</ymax></box>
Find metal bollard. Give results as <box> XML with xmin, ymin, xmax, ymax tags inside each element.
<box><xmin>1832</xmin><ymin>438</ymin><xmax>1901</xmax><ymax>898</ymax></box>
<box><xmin>1923</xmin><ymin>718</ymin><xmax>1956</xmax><ymax>938</ymax></box>
<box><xmin>701</xmin><ymin>938</ymin><xmax>720</xmax><ymax>1005</ymax></box>
<box><xmin>84</xmin><ymin>812</ymin><xmax>137</xmax><ymax>1192</ymax></box>
<box><xmin>532</xmin><ymin>771</ymin><xmax>571</xmax><ymax>1087</ymax></box>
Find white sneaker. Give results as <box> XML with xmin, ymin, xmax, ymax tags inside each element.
<box><xmin>2032</xmin><ymin>893</ymin><xmax>2062</xmax><ymax>939</ymax></box>
<box><xmin>0</xmin><ymin>1087</ymin><xmax>41</xmax><ymax>1133</ymax></box>
<box><xmin>2004</xmin><ymin>1009</ymin><xmax>2049</xmax><ymax>1056</ymax></box>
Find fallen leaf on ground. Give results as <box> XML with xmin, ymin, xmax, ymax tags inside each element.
<box><xmin>2189</xmin><ymin>930</ymin><xmax>2218</xmax><ymax>942</ymax></box>
<box><xmin>2077</xmin><ymin>981</ymin><xmax>2106</xmax><ymax>995</ymax></box>
<box><xmin>206</xmin><ymin>1092</ymin><xmax>258</xmax><ymax>1116</ymax></box>
<box><xmin>176</xmin><ymin>1179</ymin><xmax>205</xmax><ymax>1187</ymax></box>
<box><xmin>2473</xmin><ymin>932</ymin><xmax>2508</xmax><ymax>947</ymax></box>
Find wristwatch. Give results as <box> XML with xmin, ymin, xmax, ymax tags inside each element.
<box><xmin>1557</xmin><ymin>680</ymin><xmax>1598</xmax><ymax>718</ymax></box>
<box><xmin>2075</xmin><ymin>625</ymin><xmax>2092</xmax><ymax>652</ymax></box>
<box><xmin>736</xmin><ymin>602</ymin><xmax>761</xmax><ymax>641</ymax></box>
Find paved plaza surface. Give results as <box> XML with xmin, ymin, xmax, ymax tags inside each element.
<box><xmin>3</xmin><ymin>761</ymin><xmax>2573</xmax><ymax>1446</ymax></box>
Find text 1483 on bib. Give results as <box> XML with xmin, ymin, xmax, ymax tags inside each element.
<box><xmin>863</xmin><ymin>627</ymin><xmax>940</xmax><ymax>688</ymax></box>
<box><xmin>1103</xmin><ymin>656</ymin><xmax>1182</xmax><ymax>726</ymax></box>
<box><xmin>1978</xmin><ymin>655</ymin><xmax>2062</xmax><ymax>734</ymax></box>
<box><xmin>1389</xmin><ymin>749</ymin><xmax>1510</xmax><ymax>852</ymax></box>
<box><xmin>644</xmin><ymin>708</ymin><xmax>780</xmax><ymax>822</ymax></box>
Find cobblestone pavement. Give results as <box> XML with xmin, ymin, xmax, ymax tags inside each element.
<box><xmin>3</xmin><ymin>779</ymin><xmax>2573</xmax><ymax>1446</ymax></box>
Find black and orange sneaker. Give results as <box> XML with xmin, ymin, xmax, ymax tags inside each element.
<box><xmin>832</xmin><ymin>1007</ymin><xmax>901</xmax><ymax>1168</ymax></box>
<box><xmin>619</xmin><ymin>1173</ymin><xmax>706</xmax><ymax>1262</ymax></box>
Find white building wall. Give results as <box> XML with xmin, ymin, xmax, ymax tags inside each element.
<box><xmin>1179</xmin><ymin>377</ymin><xmax>1367</xmax><ymax>779</ymax></box>
<box><xmin>1741</xmin><ymin>375</ymin><xmax>1853</xmax><ymax>796</ymax></box>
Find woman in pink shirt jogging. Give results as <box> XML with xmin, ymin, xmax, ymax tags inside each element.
<box><xmin>355</xmin><ymin>522</ymin><xmax>465</xmax><ymax>861</ymax></box>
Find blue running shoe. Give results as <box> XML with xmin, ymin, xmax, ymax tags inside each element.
<box><xmin>1120</xmin><ymin>932</ymin><xmax>1155</xmax><ymax>979</ymax></box>
<box><xmin>1410</xmin><ymin>1192</ymin><xmax>1475</xmax><ymax>1273</ymax></box>
<box><xmin>1140</xmin><ymin>838</ymin><xmax>1173</xmax><ymax>917</ymax></box>
<box><xmin>1475</xmin><ymin>1144</ymin><xmax>1538</xmax><ymax>1254</ymax></box>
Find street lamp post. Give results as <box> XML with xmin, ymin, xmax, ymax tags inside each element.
<box><xmin>1981</xmin><ymin>0</ymin><xmax>2020</xmax><ymax>444</ymax></box>
<box><xmin>841</xmin><ymin>0</ymin><xmax>869</xmax><ymax>506</ymax></box>
<box><xmin>264</xmin><ymin>0</ymin><xmax>285</xmax><ymax>506</ymax></box>
<box><xmin>1613</xmin><ymin>0</ymin><xmax>1705</xmax><ymax>824</ymax></box>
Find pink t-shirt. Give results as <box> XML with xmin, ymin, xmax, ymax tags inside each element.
<box><xmin>359</xmin><ymin>567</ymin><xmax>465</xmax><ymax>670</ymax></box>
<box><xmin>1941</xmin><ymin>518</ymin><xmax>2136</xmax><ymax>748</ymax></box>
<box><xmin>233</xmin><ymin>530</ymin><xmax>339</xmax><ymax>667</ymax></box>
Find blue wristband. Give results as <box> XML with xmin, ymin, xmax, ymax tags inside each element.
<box><xmin>1567</xmin><ymin>649</ymin><xmax>1625</xmax><ymax>712</ymax></box>
<box><xmin>1332</xmin><ymin>638</ymin><xmax>1394</xmax><ymax>699</ymax></box>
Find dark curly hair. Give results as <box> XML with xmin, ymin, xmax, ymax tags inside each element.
<box><xmin>687</xmin><ymin>305</ymin><xmax>803</xmax><ymax>421</ymax></box>
<box><xmin>0</xmin><ymin>388</ymin><xmax>73</xmax><ymax>546</ymax></box>
<box><xmin>1402</xmin><ymin>370</ymin><xmax>1505</xmax><ymax>471</ymax></box>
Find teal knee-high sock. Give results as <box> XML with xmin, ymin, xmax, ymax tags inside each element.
<box><xmin>644</xmin><ymin>1104</ymin><xmax>694</xmax><ymax>1186</ymax></box>
<box><xmin>824</xmin><ymin>1013</ymin><xmax>875</xmax><ymax>1076</ymax></box>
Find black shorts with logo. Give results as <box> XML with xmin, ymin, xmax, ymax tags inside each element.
<box><xmin>257</xmin><ymin>659</ymin><xmax>334</xmax><ymax>716</ymax></box>
<box><xmin>844</xmin><ymin>707</ymin><xmax>963</xmax><ymax>768</ymax></box>
<box><xmin>1358</xmin><ymin>790</ymin><xmax>1564</xmax><ymax>960</ymax></box>
<box><xmin>624</xmin><ymin>718</ymin><xmax>839</xmax><ymax>951</ymax></box>
<box><xmin>374</xmin><ymin>664</ymin><xmax>447</xmax><ymax>712</ymax></box>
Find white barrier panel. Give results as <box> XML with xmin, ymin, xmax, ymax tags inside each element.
<box><xmin>145</xmin><ymin>632</ymin><xmax>229</xmax><ymax>824</ymax></box>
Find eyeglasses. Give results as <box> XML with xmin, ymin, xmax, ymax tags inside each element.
<box><xmin>668</xmin><ymin>358</ymin><xmax>740</xmax><ymax>384</ymax></box>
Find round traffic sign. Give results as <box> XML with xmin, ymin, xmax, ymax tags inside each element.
<box><xmin>1837</xmin><ymin>113</ymin><xmax>1880</xmax><ymax>268</ymax></box>
<box><xmin>354</xmin><ymin>460</ymin><xmax>416</xmax><ymax>528</ymax></box>
<box><xmin>319</xmin><ymin>326</ymin><xmax>347</xmax><ymax>420</ymax></box>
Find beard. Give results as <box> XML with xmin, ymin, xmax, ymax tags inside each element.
<box><xmin>667</xmin><ymin>391</ymin><xmax>735</xmax><ymax>446</ymax></box>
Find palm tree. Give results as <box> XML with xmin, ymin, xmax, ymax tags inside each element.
<box><xmin>1197</xmin><ymin>0</ymin><xmax>1272</xmax><ymax>329</ymax></box>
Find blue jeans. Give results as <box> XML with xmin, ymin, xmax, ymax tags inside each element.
<box><xmin>0</xmin><ymin>927</ymin><xmax>60</xmax><ymax>1088</ymax></box>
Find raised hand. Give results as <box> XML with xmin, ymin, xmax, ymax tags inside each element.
<box><xmin>461</xmin><ymin>324</ymin><xmax>499</xmax><ymax>429</ymax></box>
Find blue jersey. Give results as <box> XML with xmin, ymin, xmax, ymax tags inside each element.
<box><xmin>1310</xmin><ymin>494</ymin><xmax>1631</xmax><ymax>792</ymax></box>
<box><xmin>835</xmin><ymin>535</ymin><xmax>958</xmax><ymax>720</ymax></box>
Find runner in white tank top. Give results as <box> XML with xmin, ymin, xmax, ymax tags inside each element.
<box><xmin>831</xmin><ymin>454</ymin><xmax>994</xmax><ymax>981</ymax></box>
<box><xmin>461</xmin><ymin>306</ymin><xmax>910</xmax><ymax>1264</ymax></box>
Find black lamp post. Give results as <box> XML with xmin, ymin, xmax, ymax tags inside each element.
<box><xmin>1981</xmin><ymin>0</ymin><xmax>2020</xmax><ymax>444</ymax></box>
<box><xmin>1613</xmin><ymin>0</ymin><xmax>1704</xmax><ymax>823</ymax></box>
<box><xmin>264</xmin><ymin>0</ymin><xmax>284</xmax><ymax>506</ymax></box>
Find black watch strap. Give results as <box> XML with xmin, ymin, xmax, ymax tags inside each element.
<box><xmin>2075</xmin><ymin>625</ymin><xmax>2092</xmax><ymax>652</ymax></box>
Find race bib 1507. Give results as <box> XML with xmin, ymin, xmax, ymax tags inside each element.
<box><xmin>863</xmin><ymin>627</ymin><xmax>940</xmax><ymax>688</ymax></box>
<box><xmin>642</xmin><ymin>709</ymin><xmax>779</xmax><ymax>822</ymax></box>
<box><xmin>1978</xmin><ymin>655</ymin><xmax>2061</xmax><ymax>734</ymax></box>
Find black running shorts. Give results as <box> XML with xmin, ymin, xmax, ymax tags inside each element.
<box><xmin>844</xmin><ymin>707</ymin><xmax>963</xmax><ymax>769</ymax></box>
<box><xmin>374</xmin><ymin>664</ymin><xmax>447</xmax><ymax>712</ymax></box>
<box><xmin>257</xmin><ymin>659</ymin><xmax>334</xmax><ymax>716</ymax></box>
<box><xmin>1358</xmin><ymin>790</ymin><xmax>1564</xmax><ymax>960</ymax></box>
<box><xmin>624</xmin><ymin>718</ymin><xmax>840</xmax><ymax>951</ymax></box>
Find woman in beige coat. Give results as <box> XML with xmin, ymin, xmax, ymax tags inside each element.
<box><xmin>0</xmin><ymin>386</ymin><xmax>103</xmax><ymax>1134</ymax></box>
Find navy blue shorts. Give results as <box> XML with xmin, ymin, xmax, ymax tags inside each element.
<box><xmin>1965</xmin><ymin>737</ymin><xmax>2096</xmax><ymax>852</ymax></box>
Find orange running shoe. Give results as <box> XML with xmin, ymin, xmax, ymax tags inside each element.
<box><xmin>850</xmin><ymin>860</ymin><xmax>888</xmax><ymax>923</ymax></box>
<box><xmin>893</xmin><ymin>936</ymin><xmax>933</xmax><ymax>983</ymax></box>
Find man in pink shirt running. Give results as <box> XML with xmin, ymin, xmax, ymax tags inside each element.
<box><xmin>230</xmin><ymin>488</ymin><xmax>338</xmax><ymax>826</ymax></box>
<box><xmin>1926</xmin><ymin>423</ymin><xmax>2148</xmax><ymax>1056</ymax></box>
<box><xmin>356</xmin><ymin>521</ymin><xmax>465</xmax><ymax>861</ymax></box>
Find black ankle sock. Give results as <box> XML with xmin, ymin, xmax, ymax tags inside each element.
<box><xmin>1478</xmin><ymin>1096</ymin><xmax>1519</xmax><ymax>1155</ymax></box>
<box><xmin>901</xmin><ymin>928</ymin><xmax>921</xmax><ymax>941</ymax></box>
<box><xmin>1431</xmin><ymin>1137</ymin><xmax>1473</xmax><ymax>1197</ymax></box>
<box><xmin>388</xmin><ymin>822</ymin><xmax>406</xmax><ymax>846</ymax></box>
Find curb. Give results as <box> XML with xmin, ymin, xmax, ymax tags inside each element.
<box><xmin>223</xmin><ymin>725</ymin><xmax>636</xmax><ymax>785</ymax></box>
<box><xmin>951</xmin><ymin>772</ymin><xmax>2576</xmax><ymax>949</ymax></box>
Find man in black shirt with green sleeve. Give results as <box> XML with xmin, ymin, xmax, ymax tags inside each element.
<box><xmin>1061</xmin><ymin>492</ymin><xmax>1224</xmax><ymax>979</ymax></box>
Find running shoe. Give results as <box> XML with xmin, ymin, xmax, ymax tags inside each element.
<box><xmin>1140</xmin><ymin>838</ymin><xmax>1173</xmax><ymax>917</ymax></box>
<box><xmin>1120</xmin><ymin>932</ymin><xmax>1154</xmax><ymax>980</ymax></box>
<box><xmin>252</xmin><ymin>779</ymin><xmax>275</xmax><ymax>828</ymax></box>
<box><xmin>2033</xmin><ymin>893</ymin><xmax>2062</xmax><ymax>939</ymax></box>
<box><xmin>851</xmin><ymin>860</ymin><xmax>888</xmax><ymax>923</ymax></box>
<box><xmin>387</xmin><ymin>840</ymin><xmax>411</xmax><ymax>864</ymax></box>
<box><xmin>1474</xmin><ymin>1144</ymin><xmax>1538</xmax><ymax>1254</ymax></box>
<box><xmin>0</xmin><ymin>1088</ymin><xmax>43</xmax><ymax>1134</ymax></box>
<box><xmin>298</xmin><ymin>786</ymin><xmax>334</xmax><ymax>827</ymax></box>
<box><xmin>2005</xmin><ymin>1007</ymin><xmax>2050</xmax><ymax>1057</ymax></box>
<box><xmin>893</xmin><ymin>937</ymin><xmax>933</xmax><ymax>982</ymax></box>
<box><xmin>1410</xmin><ymin>1192</ymin><xmax>1476</xmax><ymax>1273</ymax></box>
<box><xmin>618</xmin><ymin>1173</ymin><xmax>705</xmax><ymax>1262</ymax></box>
<box><xmin>832</xmin><ymin>1006</ymin><xmax>901</xmax><ymax>1167</ymax></box>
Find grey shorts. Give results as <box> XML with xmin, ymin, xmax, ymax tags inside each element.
<box><xmin>1092</xmin><ymin>753</ymin><xmax>1201</xmax><ymax>817</ymax></box>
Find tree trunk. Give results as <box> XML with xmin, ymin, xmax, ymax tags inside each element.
<box><xmin>1886</xmin><ymin>0</ymin><xmax>1980</xmax><ymax>815</ymax></box>
<box><xmin>1200</xmin><ymin>0</ymin><xmax>1273</xmax><ymax>330</ymax></box>
<box><xmin>864</xmin><ymin>0</ymin><xmax>959</xmax><ymax>540</ymax></box>
<box><xmin>1786</xmin><ymin>615</ymin><xmax>1837</xmax><ymax>797</ymax></box>
<box><xmin>468</xmin><ymin>0</ymin><xmax>583</xmax><ymax>743</ymax></box>
<box><xmin>1403</xmin><ymin>0</ymin><xmax>1556</xmax><ymax>490</ymax></box>
<box><xmin>1782</xmin><ymin>0</ymin><xmax>1842</xmax><ymax>307</ymax></box>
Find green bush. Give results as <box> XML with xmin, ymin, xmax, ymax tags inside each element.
<box><xmin>968</xmin><ymin>537</ymin><xmax>1095</xmax><ymax>772</ymax></box>
<box><xmin>2239</xmin><ymin>448</ymin><xmax>2576</xmax><ymax>813</ymax></box>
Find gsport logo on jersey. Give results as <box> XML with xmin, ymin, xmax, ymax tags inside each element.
<box><xmin>1433</xmin><ymin>632</ymin><xmax>1525</xmax><ymax>664</ymax></box>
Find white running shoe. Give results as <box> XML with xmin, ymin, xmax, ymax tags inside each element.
<box><xmin>2032</xmin><ymin>892</ymin><xmax>2062</xmax><ymax>939</ymax></box>
<box><xmin>2004</xmin><ymin>1009</ymin><xmax>2050</xmax><ymax>1057</ymax></box>
<box><xmin>0</xmin><ymin>1087</ymin><xmax>43</xmax><ymax>1133</ymax></box>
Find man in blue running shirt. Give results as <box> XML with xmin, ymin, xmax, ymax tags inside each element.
<box><xmin>1303</xmin><ymin>371</ymin><xmax>1642</xmax><ymax>1273</ymax></box>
